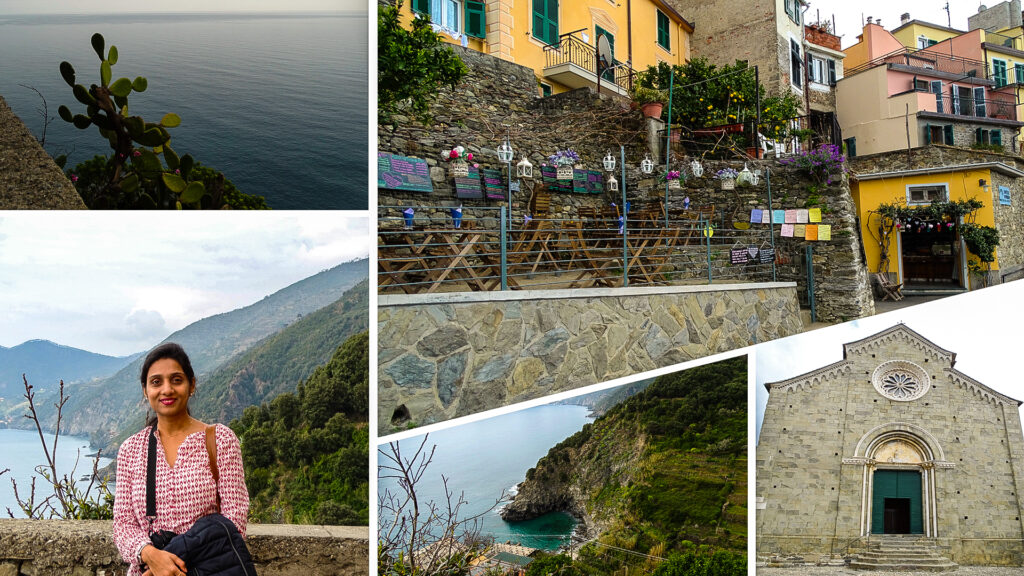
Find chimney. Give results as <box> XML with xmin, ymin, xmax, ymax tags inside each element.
<box><xmin>901</xmin><ymin>13</ymin><xmax>910</xmax><ymax>24</ymax></box>
<box><xmin>876</xmin><ymin>19</ymin><xmax>882</xmax><ymax>27</ymax></box>
<box><xmin>867</xmin><ymin>16</ymin><xmax>873</xmax><ymax>25</ymax></box>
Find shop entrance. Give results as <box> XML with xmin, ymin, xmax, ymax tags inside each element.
<box><xmin>900</xmin><ymin>225</ymin><xmax>960</xmax><ymax>286</ymax></box>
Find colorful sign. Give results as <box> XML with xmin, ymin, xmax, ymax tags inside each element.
<box><xmin>378</xmin><ymin>152</ymin><xmax>432</xmax><ymax>193</ymax></box>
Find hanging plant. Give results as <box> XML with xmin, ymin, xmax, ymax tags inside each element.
<box><xmin>960</xmin><ymin>223</ymin><xmax>1000</xmax><ymax>263</ymax></box>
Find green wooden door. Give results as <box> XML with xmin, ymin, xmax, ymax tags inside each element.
<box><xmin>595</xmin><ymin>26</ymin><xmax>615</xmax><ymax>81</ymax></box>
<box><xmin>872</xmin><ymin>470</ymin><xmax>923</xmax><ymax>534</ymax></box>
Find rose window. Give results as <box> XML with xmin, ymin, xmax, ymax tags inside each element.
<box><xmin>872</xmin><ymin>361</ymin><xmax>930</xmax><ymax>401</ymax></box>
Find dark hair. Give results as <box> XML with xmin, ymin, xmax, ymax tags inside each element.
<box><xmin>140</xmin><ymin>342</ymin><xmax>196</xmax><ymax>427</ymax></box>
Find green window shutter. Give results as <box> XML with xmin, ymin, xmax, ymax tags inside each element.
<box><xmin>828</xmin><ymin>59</ymin><xmax>836</xmax><ymax>85</ymax></box>
<box><xmin>995</xmin><ymin>60</ymin><xmax>1008</xmax><ymax>87</ymax></box>
<box><xmin>412</xmin><ymin>0</ymin><xmax>430</xmax><ymax>16</ymax></box>
<box><xmin>465</xmin><ymin>1</ymin><xmax>486</xmax><ymax>38</ymax></box>
<box><xmin>1016</xmin><ymin>63</ymin><xmax>1024</xmax><ymax>85</ymax></box>
<box><xmin>943</xmin><ymin>124</ymin><xmax>954</xmax><ymax>145</ymax></box>
<box><xmin>657</xmin><ymin>11</ymin><xmax>670</xmax><ymax>49</ymax></box>
<box><xmin>533</xmin><ymin>0</ymin><xmax>558</xmax><ymax>44</ymax></box>
<box><xmin>976</xmin><ymin>127</ymin><xmax>983</xmax><ymax>143</ymax></box>
<box><xmin>924</xmin><ymin>124</ymin><xmax>932</xmax><ymax>145</ymax></box>
<box><xmin>993</xmin><ymin>130</ymin><xmax>1003</xmax><ymax>146</ymax></box>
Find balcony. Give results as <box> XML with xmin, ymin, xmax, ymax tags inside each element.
<box><xmin>983</xmin><ymin>30</ymin><xmax>1023</xmax><ymax>51</ymax></box>
<box><xmin>920</xmin><ymin>89</ymin><xmax>1019</xmax><ymax>122</ymax></box>
<box><xmin>542</xmin><ymin>31</ymin><xmax>635</xmax><ymax>96</ymax></box>
<box><xmin>846</xmin><ymin>47</ymin><xmax>988</xmax><ymax>80</ymax></box>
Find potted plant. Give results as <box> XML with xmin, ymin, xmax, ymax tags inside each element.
<box><xmin>664</xmin><ymin>170</ymin><xmax>683</xmax><ymax>190</ymax></box>
<box><xmin>715</xmin><ymin>167</ymin><xmax>739</xmax><ymax>190</ymax></box>
<box><xmin>549</xmin><ymin>148</ymin><xmax>581</xmax><ymax>180</ymax></box>
<box><xmin>443</xmin><ymin>146</ymin><xmax>473</xmax><ymax>178</ymax></box>
<box><xmin>630</xmin><ymin>85</ymin><xmax>667</xmax><ymax>119</ymax></box>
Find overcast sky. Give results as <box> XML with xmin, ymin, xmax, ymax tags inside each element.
<box><xmin>755</xmin><ymin>280</ymin><xmax>1024</xmax><ymax>441</ymax></box>
<box><xmin>0</xmin><ymin>0</ymin><xmax>363</xmax><ymax>15</ymax></box>
<box><xmin>814</xmin><ymin>0</ymin><xmax>990</xmax><ymax>49</ymax></box>
<box><xmin>0</xmin><ymin>212</ymin><xmax>368</xmax><ymax>357</ymax></box>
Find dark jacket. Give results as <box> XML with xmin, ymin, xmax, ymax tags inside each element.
<box><xmin>159</xmin><ymin>514</ymin><xmax>257</xmax><ymax>576</ymax></box>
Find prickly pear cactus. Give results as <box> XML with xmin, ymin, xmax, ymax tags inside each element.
<box><xmin>58</xmin><ymin>33</ymin><xmax>265</xmax><ymax>209</ymax></box>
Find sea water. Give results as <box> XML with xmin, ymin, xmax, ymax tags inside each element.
<box><xmin>0</xmin><ymin>428</ymin><xmax>113</xmax><ymax>518</ymax></box>
<box><xmin>0</xmin><ymin>12</ymin><xmax>367</xmax><ymax>209</ymax></box>
<box><xmin>378</xmin><ymin>404</ymin><xmax>594</xmax><ymax>551</ymax></box>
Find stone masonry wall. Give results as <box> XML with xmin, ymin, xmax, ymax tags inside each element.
<box><xmin>0</xmin><ymin>520</ymin><xmax>369</xmax><ymax>576</ymax></box>
<box><xmin>849</xmin><ymin>146</ymin><xmax>1024</xmax><ymax>284</ymax></box>
<box><xmin>378</xmin><ymin>283</ymin><xmax>803</xmax><ymax>434</ymax></box>
<box><xmin>0</xmin><ymin>95</ymin><xmax>85</xmax><ymax>209</ymax></box>
<box><xmin>756</xmin><ymin>327</ymin><xmax>1024</xmax><ymax>566</ymax></box>
<box><xmin>379</xmin><ymin>45</ymin><xmax>875</xmax><ymax>323</ymax></box>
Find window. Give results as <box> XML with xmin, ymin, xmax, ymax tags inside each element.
<box><xmin>540</xmin><ymin>83</ymin><xmax>552</xmax><ymax>97</ymax></box>
<box><xmin>844</xmin><ymin>136</ymin><xmax>857</xmax><ymax>158</ymax></box>
<box><xmin>917</xmin><ymin>35</ymin><xmax>937</xmax><ymax>49</ymax></box>
<box><xmin>907</xmin><ymin>184</ymin><xmax>949</xmax><ymax>205</ymax></box>
<box><xmin>426</xmin><ymin>0</ymin><xmax>461</xmax><ymax>32</ymax></box>
<box><xmin>657</xmin><ymin>10</ymin><xmax>670</xmax><ymax>50</ymax></box>
<box><xmin>1015</xmin><ymin>63</ymin><xmax>1024</xmax><ymax>85</ymax></box>
<box><xmin>974</xmin><ymin>86</ymin><xmax>986</xmax><ymax>117</ymax></box>
<box><xmin>532</xmin><ymin>0</ymin><xmax>558</xmax><ymax>45</ymax></box>
<box><xmin>924</xmin><ymin>123</ymin><xmax>954</xmax><ymax>145</ymax></box>
<box><xmin>807</xmin><ymin>55</ymin><xmax>835</xmax><ymax>85</ymax></box>
<box><xmin>931</xmin><ymin>80</ymin><xmax>944</xmax><ymax>113</ymax></box>
<box><xmin>784</xmin><ymin>0</ymin><xmax>801</xmax><ymax>24</ymax></box>
<box><xmin>465</xmin><ymin>1</ymin><xmax>486</xmax><ymax>38</ymax></box>
<box><xmin>790</xmin><ymin>39</ymin><xmax>802</xmax><ymax>89</ymax></box>
<box><xmin>976</xmin><ymin>128</ymin><xmax>1004</xmax><ymax>147</ymax></box>
<box><xmin>993</xmin><ymin>59</ymin><xmax>1008</xmax><ymax>87</ymax></box>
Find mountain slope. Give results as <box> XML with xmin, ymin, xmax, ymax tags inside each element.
<box><xmin>44</xmin><ymin>258</ymin><xmax>368</xmax><ymax>448</ymax></box>
<box><xmin>501</xmin><ymin>357</ymin><xmax>747</xmax><ymax>560</ymax></box>
<box><xmin>0</xmin><ymin>340</ymin><xmax>138</xmax><ymax>400</ymax></box>
<box><xmin>192</xmin><ymin>278</ymin><xmax>369</xmax><ymax>425</ymax></box>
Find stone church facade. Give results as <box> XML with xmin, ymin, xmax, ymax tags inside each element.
<box><xmin>756</xmin><ymin>325</ymin><xmax>1024</xmax><ymax>566</ymax></box>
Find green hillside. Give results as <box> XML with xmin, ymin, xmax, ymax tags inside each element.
<box><xmin>231</xmin><ymin>331</ymin><xmax>369</xmax><ymax>525</ymax></box>
<box><xmin>503</xmin><ymin>357</ymin><xmax>747</xmax><ymax>575</ymax></box>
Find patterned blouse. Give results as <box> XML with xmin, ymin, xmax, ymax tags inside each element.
<box><xmin>112</xmin><ymin>423</ymin><xmax>250</xmax><ymax>576</ymax></box>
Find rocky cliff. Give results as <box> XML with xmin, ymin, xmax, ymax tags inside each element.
<box><xmin>500</xmin><ymin>357</ymin><xmax>748</xmax><ymax>554</ymax></box>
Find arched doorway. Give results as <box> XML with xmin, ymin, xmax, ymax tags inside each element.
<box><xmin>872</xmin><ymin>469</ymin><xmax>923</xmax><ymax>534</ymax></box>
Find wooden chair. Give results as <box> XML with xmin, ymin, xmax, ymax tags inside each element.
<box><xmin>874</xmin><ymin>272</ymin><xmax>904</xmax><ymax>301</ymax></box>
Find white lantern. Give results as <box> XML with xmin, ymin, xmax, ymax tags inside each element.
<box><xmin>640</xmin><ymin>155</ymin><xmax>654</xmax><ymax>174</ymax></box>
<box><xmin>516</xmin><ymin>156</ymin><xmax>534</xmax><ymax>179</ymax></box>
<box><xmin>751</xmin><ymin>169</ymin><xmax>761</xmax><ymax>186</ymax></box>
<box><xmin>737</xmin><ymin>163</ymin><xmax>753</xmax><ymax>186</ymax></box>
<box><xmin>690</xmin><ymin>159</ymin><xmax>704</xmax><ymax>177</ymax></box>
<box><xmin>497</xmin><ymin>139</ymin><xmax>514</xmax><ymax>163</ymax></box>
<box><xmin>607</xmin><ymin>174</ymin><xmax>619</xmax><ymax>192</ymax></box>
<box><xmin>603</xmin><ymin>151</ymin><xmax>616</xmax><ymax>172</ymax></box>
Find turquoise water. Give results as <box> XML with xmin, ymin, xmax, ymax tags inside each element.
<box><xmin>0</xmin><ymin>428</ymin><xmax>113</xmax><ymax>518</ymax></box>
<box><xmin>378</xmin><ymin>404</ymin><xmax>594</xmax><ymax>551</ymax></box>
<box><xmin>0</xmin><ymin>12</ymin><xmax>367</xmax><ymax>209</ymax></box>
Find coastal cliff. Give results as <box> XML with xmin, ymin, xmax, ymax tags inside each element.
<box><xmin>500</xmin><ymin>357</ymin><xmax>747</xmax><ymax>554</ymax></box>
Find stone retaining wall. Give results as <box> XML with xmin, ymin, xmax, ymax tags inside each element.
<box><xmin>0</xmin><ymin>95</ymin><xmax>85</xmax><ymax>209</ymax></box>
<box><xmin>0</xmin><ymin>520</ymin><xmax>368</xmax><ymax>576</ymax></box>
<box><xmin>378</xmin><ymin>283</ymin><xmax>803</xmax><ymax>435</ymax></box>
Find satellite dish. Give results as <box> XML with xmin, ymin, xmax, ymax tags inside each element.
<box><xmin>597</xmin><ymin>34</ymin><xmax>613</xmax><ymax>73</ymax></box>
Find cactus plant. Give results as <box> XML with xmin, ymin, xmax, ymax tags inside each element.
<box><xmin>58</xmin><ymin>33</ymin><xmax>266</xmax><ymax>209</ymax></box>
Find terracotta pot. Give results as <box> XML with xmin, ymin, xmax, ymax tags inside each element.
<box><xmin>640</xmin><ymin>102</ymin><xmax>664</xmax><ymax>119</ymax></box>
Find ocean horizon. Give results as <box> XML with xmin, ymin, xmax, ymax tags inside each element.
<box><xmin>0</xmin><ymin>11</ymin><xmax>367</xmax><ymax>209</ymax></box>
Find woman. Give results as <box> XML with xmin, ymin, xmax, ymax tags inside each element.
<box><xmin>113</xmin><ymin>343</ymin><xmax>250</xmax><ymax>576</ymax></box>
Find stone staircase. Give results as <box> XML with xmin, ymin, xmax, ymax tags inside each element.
<box><xmin>848</xmin><ymin>536</ymin><xmax>958</xmax><ymax>571</ymax></box>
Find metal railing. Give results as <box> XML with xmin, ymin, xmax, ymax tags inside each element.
<box><xmin>846</xmin><ymin>47</ymin><xmax>988</xmax><ymax>79</ymax></box>
<box><xmin>377</xmin><ymin>205</ymin><xmax>777</xmax><ymax>294</ymax></box>
<box><xmin>984</xmin><ymin>30</ymin><xmax>1021</xmax><ymax>50</ymax></box>
<box><xmin>928</xmin><ymin>91</ymin><xmax>1018</xmax><ymax>120</ymax></box>
<box><xmin>542</xmin><ymin>31</ymin><xmax>635</xmax><ymax>92</ymax></box>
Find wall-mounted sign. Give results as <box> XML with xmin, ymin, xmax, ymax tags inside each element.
<box><xmin>481</xmin><ymin>168</ymin><xmax>506</xmax><ymax>200</ymax></box>
<box><xmin>454</xmin><ymin>165</ymin><xmax>483</xmax><ymax>199</ymax></box>
<box><xmin>378</xmin><ymin>152</ymin><xmax>433</xmax><ymax>193</ymax></box>
<box><xmin>999</xmin><ymin>185</ymin><xmax>1011</xmax><ymax>206</ymax></box>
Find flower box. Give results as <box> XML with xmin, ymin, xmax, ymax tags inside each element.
<box><xmin>720</xmin><ymin>177</ymin><xmax>735</xmax><ymax>190</ymax></box>
<box><xmin>668</xmin><ymin>179</ymin><xmax>681</xmax><ymax>190</ymax></box>
<box><xmin>449</xmin><ymin>160</ymin><xmax>469</xmax><ymax>178</ymax></box>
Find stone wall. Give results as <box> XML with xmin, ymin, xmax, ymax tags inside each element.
<box><xmin>0</xmin><ymin>520</ymin><xmax>368</xmax><ymax>576</ymax></box>
<box><xmin>378</xmin><ymin>283</ymin><xmax>803</xmax><ymax>434</ymax></box>
<box><xmin>756</xmin><ymin>326</ymin><xmax>1024</xmax><ymax>566</ymax></box>
<box><xmin>849</xmin><ymin>145</ymin><xmax>1024</xmax><ymax>283</ymax></box>
<box><xmin>0</xmin><ymin>95</ymin><xmax>85</xmax><ymax>209</ymax></box>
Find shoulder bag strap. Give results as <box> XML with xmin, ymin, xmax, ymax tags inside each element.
<box><xmin>146</xmin><ymin>424</ymin><xmax>158</xmax><ymax>523</ymax></box>
<box><xmin>205</xmin><ymin>425</ymin><xmax>221</xmax><ymax>511</ymax></box>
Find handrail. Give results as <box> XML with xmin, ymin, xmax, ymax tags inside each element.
<box><xmin>846</xmin><ymin>46</ymin><xmax>988</xmax><ymax>79</ymax></box>
<box><xmin>542</xmin><ymin>31</ymin><xmax>635</xmax><ymax>91</ymax></box>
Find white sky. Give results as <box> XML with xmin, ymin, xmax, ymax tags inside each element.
<box><xmin>0</xmin><ymin>0</ymin><xmax>363</xmax><ymax>15</ymax></box>
<box><xmin>813</xmin><ymin>0</ymin><xmax>993</xmax><ymax>49</ymax></box>
<box><xmin>755</xmin><ymin>280</ymin><xmax>1024</xmax><ymax>441</ymax></box>
<box><xmin>0</xmin><ymin>212</ymin><xmax>368</xmax><ymax>357</ymax></box>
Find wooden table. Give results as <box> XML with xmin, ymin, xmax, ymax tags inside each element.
<box><xmin>378</xmin><ymin>227</ymin><xmax>505</xmax><ymax>293</ymax></box>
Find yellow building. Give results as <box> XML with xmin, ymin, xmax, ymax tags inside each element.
<box><xmin>395</xmin><ymin>0</ymin><xmax>693</xmax><ymax>95</ymax></box>
<box><xmin>851</xmin><ymin>162</ymin><xmax>1023</xmax><ymax>290</ymax></box>
<box><xmin>890</xmin><ymin>18</ymin><xmax>964</xmax><ymax>51</ymax></box>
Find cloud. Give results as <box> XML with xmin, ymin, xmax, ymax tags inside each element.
<box><xmin>123</xmin><ymin>309</ymin><xmax>168</xmax><ymax>343</ymax></box>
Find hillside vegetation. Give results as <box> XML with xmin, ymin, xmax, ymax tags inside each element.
<box><xmin>231</xmin><ymin>331</ymin><xmax>369</xmax><ymax>525</ymax></box>
<box><xmin>503</xmin><ymin>357</ymin><xmax>747</xmax><ymax>575</ymax></box>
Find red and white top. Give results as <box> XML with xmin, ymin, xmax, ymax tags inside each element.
<box><xmin>112</xmin><ymin>423</ymin><xmax>250</xmax><ymax>576</ymax></box>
